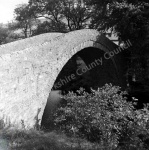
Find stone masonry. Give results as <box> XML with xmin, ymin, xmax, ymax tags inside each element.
<box><xmin>0</xmin><ymin>29</ymin><xmax>126</xmax><ymax>129</ymax></box>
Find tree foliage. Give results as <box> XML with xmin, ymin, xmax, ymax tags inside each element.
<box><xmin>54</xmin><ymin>84</ymin><xmax>149</xmax><ymax>149</ymax></box>
<box><xmin>0</xmin><ymin>24</ymin><xmax>20</xmax><ymax>45</ymax></box>
<box><xmin>0</xmin><ymin>25</ymin><xmax>9</xmax><ymax>45</ymax></box>
<box><xmin>33</xmin><ymin>20</ymin><xmax>67</xmax><ymax>35</ymax></box>
<box><xmin>88</xmin><ymin>0</ymin><xmax>149</xmax><ymax>56</ymax></box>
<box><xmin>28</xmin><ymin>0</ymin><xmax>92</xmax><ymax>33</ymax></box>
<box><xmin>89</xmin><ymin>0</ymin><xmax>149</xmax><ymax>40</ymax></box>
<box><xmin>87</xmin><ymin>0</ymin><xmax>149</xmax><ymax>85</ymax></box>
<box><xmin>14</xmin><ymin>4</ymin><xmax>37</xmax><ymax>38</ymax></box>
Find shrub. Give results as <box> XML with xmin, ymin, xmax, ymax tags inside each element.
<box><xmin>54</xmin><ymin>84</ymin><xmax>149</xmax><ymax>149</ymax></box>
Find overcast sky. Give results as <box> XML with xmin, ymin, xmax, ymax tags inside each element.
<box><xmin>0</xmin><ymin>0</ymin><xmax>29</xmax><ymax>23</ymax></box>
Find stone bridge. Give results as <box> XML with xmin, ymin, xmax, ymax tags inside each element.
<box><xmin>0</xmin><ymin>29</ymin><xmax>128</xmax><ymax>129</ymax></box>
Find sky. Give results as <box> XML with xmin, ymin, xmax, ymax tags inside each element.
<box><xmin>0</xmin><ymin>0</ymin><xmax>29</xmax><ymax>24</ymax></box>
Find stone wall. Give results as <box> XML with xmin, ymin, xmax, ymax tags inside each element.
<box><xmin>0</xmin><ymin>29</ymin><xmax>126</xmax><ymax>129</ymax></box>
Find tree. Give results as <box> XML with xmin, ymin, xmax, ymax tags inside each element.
<box><xmin>89</xmin><ymin>0</ymin><xmax>149</xmax><ymax>41</ymax></box>
<box><xmin>14</xmin><ymin>4</ymin><xmax>37</xmax><ymax>38</ymax></box>
<box><xmin>33</xmin><ymin>20</ymin><xmax>67</xmax><ymax>36</ymax></box>
<box><xmin>88</xmin><ymin>0</ymin><xmax>149</xmax><ymax>86</ymax></box>
<box><xmin>0</xmin><ymin>24</ymin><xmax>19</xmax><ymax>45</ymax></box>
<box><xmin>0</xmin><ymin>24</ymin><xmax>9</xmax><ymax>45</ymax></box>
<box><xmin>28</xmin><ymin>0</ymin><xmax>92</xmax><ymax>32</ymax></box>
<box><xmin>60</xmin><ymin>0</ymin><xmax>92</xmax><ymax>31</ymax></box>
<box><xmin>4</xmin><ymin>31</ymin><xmax>21</xmax><ymax>43</ymax></box>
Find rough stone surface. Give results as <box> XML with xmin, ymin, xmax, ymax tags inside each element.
<box><xmin>0</xmin><ymin>29</ymin><xmax>125</xmax><ymax>129</ymax></box>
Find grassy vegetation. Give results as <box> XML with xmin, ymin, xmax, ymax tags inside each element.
<box><xmin>0</xmin><ymin>126</ymin><xmax>102</xmax><ymax>150</ymax></box>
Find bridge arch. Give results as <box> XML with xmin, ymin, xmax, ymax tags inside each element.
<box><xmin>0</xmin><ymin>29</ymin><xmax>126</xmax><ymax>129</ymax></box>
<box><xmin>41</xmin><ymin>45</ymin><xmax>121</xmax><ymax>130</ymax></box>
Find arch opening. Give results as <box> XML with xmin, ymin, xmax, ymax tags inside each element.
<box><xmin>41</xmin><ymin>47</ymin><xmax>120</xmax><ymax>131</ymax></box>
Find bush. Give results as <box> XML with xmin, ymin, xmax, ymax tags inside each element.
<box><xmin>54</xmin><ymin>84</ymin><xmax>149</xmax><ymax>149</ymax></box>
